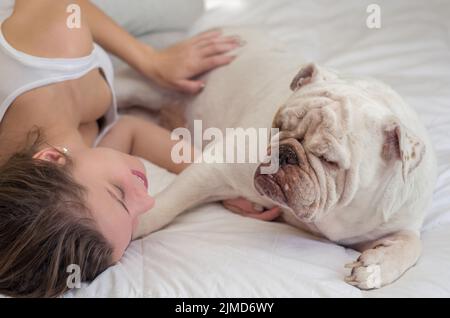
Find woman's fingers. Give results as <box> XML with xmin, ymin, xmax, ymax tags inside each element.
<box><xmin>193</xmin><ymin>29</ymin><xmax>223</xmax><ymax>43</ymax></box>
<box><xmin>223</xmin><ymin>197</ymin><xmax>255</xmax><ymax>213</ymax></box>
<box><xmin>199</xmin><ymin>43</ymin><xmax>239</xmax><ymax>58</ymax></box>
<box><xmin>199</xmin><ymin>38</ymin><xmax>243</xmax><ymax>57</ymax></box>
<box><xmin>198</xmin><ymin>54</ymin><xmax>236</xmax><ymax>74</ymax></box>
<box><xmin>246</xmin><ymin>207</ymin><xmax>282</xmax><ymax>222</ymax></box>
<box><xmin>222</xmin><ymin>198</ymin><xmax>282</xmax><ymax>222</ymax></box>
<box><xmin>174</xmin><ymin>79</ymin><xmax>206</xmax><ymax>95</ymax></box>
<box><xmin>150</xmin><ymin>32</ymin><xmax>242</xmax><ymax>94</ymax></box>
<box><xmin>196</xmin><ymin>35</ymin><xmax>243</xmax><ymax>49</ymax></box>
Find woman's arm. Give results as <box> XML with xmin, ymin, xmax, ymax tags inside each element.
<box><xmin>77</xmin><ymin>0</ymin><xmax>242</xmax><ymax>94</ymax></box>
<box><xmin>97</xmin><ymin>115</ymin><xmax>192</xmax><ymax>174</ymax></box>
<box><xmin>98</xmin><ymin>116</ymin><xmax>281</xmax><ymax>220</ymax></box>
<box><xmin>76</xmin><ymin>0</ymin><xmax>152</xmax><ymax>75</ymax></box>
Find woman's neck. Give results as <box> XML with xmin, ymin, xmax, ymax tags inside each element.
<box><xmin>40</xmin><ymin>127</ymin><xmax>90</xmax><ymax>154</ymax></box>
<box><xmin>0</xmin><ymin>126</ymin><xmax>88</xmax><ymax>166</ymax></box>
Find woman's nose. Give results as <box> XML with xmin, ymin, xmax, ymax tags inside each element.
<box><xmin>128</xmin><ymin>172</ymin><xmax>154</xmax><ymax>215</ymax></box>
<box><xmin>127</xmin><ymin>193</ymin><xmax>154</xmax><ymax>218</ymax></box>
<box><xmin>141</xmin><ymin>195</ymin><xmax>155</xmax><ymax>214</ymax></box>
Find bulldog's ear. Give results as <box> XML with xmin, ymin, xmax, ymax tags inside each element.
<box><xmin>382</xmin><ymin>118</ymin><xmax>426</xmax><ymax>182</ymax></box>
<box><xmin>290</xmin><ymin>63</ymin><xmax>337</xmax><ymax>91</ymax></box>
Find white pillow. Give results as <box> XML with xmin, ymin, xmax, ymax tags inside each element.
<box><xmin>92</xmin><ymin>0</ymin><xmax>205</xmax><ymax>36</ymax></box>
<box><xmin>0</xmin><ymin>0</ymin><xmax>13</xmax><ymax>22</ymax></box>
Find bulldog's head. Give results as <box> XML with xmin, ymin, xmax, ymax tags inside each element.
<box><xmin>254</xmin><ymin>63</ymin><xmax>426</xmax><ymax>223</ymax></box>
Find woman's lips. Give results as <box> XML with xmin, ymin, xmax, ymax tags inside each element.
<box><xmin>131</xmin><ymin>170</ymin><xmax>148</xmax><ymax>190</ymax></box>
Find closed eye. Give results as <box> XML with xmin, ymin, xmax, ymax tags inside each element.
<box><xmin>114</xmin><ymin>185</ymin><xmax>125</xmax><ymax>201</ymax></box>
<box><xmin>107</xmin><ymin>186</ymin><xmax>130</xmax><ymax>215</ymax></box>
<box><xmin>318</xmin><ymin>155</ymin><xmax>339</xmax><ymax>169</ymax></box>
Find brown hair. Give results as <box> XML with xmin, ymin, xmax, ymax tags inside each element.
<box><xmin>0</xmin><ymin>130</ymin><xmax>113</xmax><ymax>297</ymax></box>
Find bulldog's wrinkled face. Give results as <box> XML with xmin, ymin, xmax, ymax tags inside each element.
<box><xmin>254</xmin><ymin>63</ymin><xmax>425</xmax><ymax>223</ymax></box>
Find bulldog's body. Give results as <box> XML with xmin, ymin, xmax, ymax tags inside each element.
<box><xmin>135</xmin><ymin>29</ymin><xmax>437</xmax><ymax>289</ymax></box>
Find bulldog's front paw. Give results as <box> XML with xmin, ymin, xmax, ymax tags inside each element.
<box><xmin>344</xmin><ymin>231</ymin><xmax>422</xmax><ymax>289</ymax></box>
<box><xmin>345</xmin><ymin>246</ymin><xmax>391</xmax><ymax>289</ymax></box>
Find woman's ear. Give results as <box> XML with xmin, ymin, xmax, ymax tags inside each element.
<box><xmin>32</xmin><ymin>147</ymin><xmax>67</xmax><ymax>165</ymax></box>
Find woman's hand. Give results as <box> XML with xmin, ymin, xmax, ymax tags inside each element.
<box><xmin>76</xmin><ymin>2</ymin><xmax>241</xmax><ymax>95</ymax></box>
<box><xmin>140</xmin><ymin>30</ymin><xmax>243</xmax><ymax>94</ymax></box>
<box><xmin>222</xmin><ymin>198</ymin><xmax>282</xmax><ymax>222</ymax></box>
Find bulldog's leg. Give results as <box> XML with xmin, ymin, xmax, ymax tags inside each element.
<box><xmin>344</xmin><ymin>230</ymin><xmax>421</xmax><ymax>289</ymax></box>
<box><xmin>133</xmin><ymin>158</ymin><xmax>238</xmax><ymax>239</ymax></box>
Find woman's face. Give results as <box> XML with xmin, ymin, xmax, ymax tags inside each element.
<box><xmin>70</xmin><ymin>147</ymin><xmax>155</xmax><ymax>262</ymax></box>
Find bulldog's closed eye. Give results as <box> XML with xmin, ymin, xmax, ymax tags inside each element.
<box><xmin>318</xmin><ymin>155</ymin><xmax>339</xmax><ymax>169</ymax></box>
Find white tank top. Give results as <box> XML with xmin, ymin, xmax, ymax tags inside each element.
<box><xmin>0</xmin><ymin>9</ymin><xmax>118</xmax><ymax>147</ymax></box>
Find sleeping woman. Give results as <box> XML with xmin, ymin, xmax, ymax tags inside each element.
<box><xmin>0</xmin><ymin>0</ymin><xmax>280</xmax><ymax>297</ymax></box>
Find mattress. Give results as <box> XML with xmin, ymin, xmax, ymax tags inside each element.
<box><xmin>3</xmin><ymin>0</ymin><xmax>449</xmax><ymax>298</ymax></box>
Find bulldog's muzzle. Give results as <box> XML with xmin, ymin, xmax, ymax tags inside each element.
<box><xmin>254</xmin><ymin>138</ymin><xmax>321</xmax><ymax>222</ymax></box>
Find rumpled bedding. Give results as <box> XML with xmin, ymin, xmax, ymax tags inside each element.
<box><xmin>70</xmin><ymin>0</ymin><xmax>450</xmax><ymax>297</ymax></box>
<box><xmin>1</xmin><ymin>0</ymin><xmax>448</xmax><ymax>298</ymax></box>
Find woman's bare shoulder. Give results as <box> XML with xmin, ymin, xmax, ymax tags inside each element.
<box><xmin>3</xmin><ymin>0</ymin><xmax>93</xmax><ymax>59</ymax></box>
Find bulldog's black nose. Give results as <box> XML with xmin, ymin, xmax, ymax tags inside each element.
<box><xmin>279</xmin><ymin>144</ymin><xmax>299</xmax><ymax>166</ymax></box>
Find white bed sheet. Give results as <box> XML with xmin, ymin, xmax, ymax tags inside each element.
<box><xmin>69</xmin><ymin>0</ymin><xmax>449</xmax><ymax>297</ymax></box>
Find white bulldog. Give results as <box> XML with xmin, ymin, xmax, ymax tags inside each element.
<box><xmin>134</xmin><ymin>29</ymin><xmax>437</xmax><ymax>289</ymax></box>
